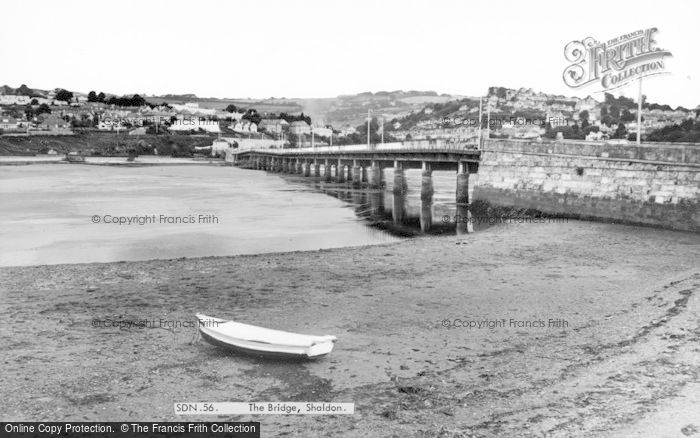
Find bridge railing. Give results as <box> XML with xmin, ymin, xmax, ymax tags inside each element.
<box><xmin>240</xmin><ymin>139</ymin><xmax>480</xmax><ymax>155</ymax></box>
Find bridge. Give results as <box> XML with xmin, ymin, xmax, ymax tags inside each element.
<box><xmin>230</xmin><ymin>139</ymin><xmax>481</xmax><ymax>204</ymax></box>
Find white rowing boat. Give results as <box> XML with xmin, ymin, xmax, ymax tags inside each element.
<box><xmin>195</xmin><ymin>313</ymin><xmax>337</xmax><ymax>359</ymax></box>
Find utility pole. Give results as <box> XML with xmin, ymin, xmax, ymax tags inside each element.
<box><xmin>311</xmin><ymin>125</ymin><xmax>315</xmax><ymax>149</ymax></box>
<box><xmin>477</xmin><ymin>96</ymin><xmax>483</xmax><ymax>148</ymax></box>
<box><xmin>381</xmin><ymin>116</ymin><xmax>384</xmax><ymax>145</ymax></box>
<box><xmin>637</xmin><ymin>77</ymin><xmax>643</xmax><ymax>145</ymax></box>
<box><xmin>486</xmin><ymin>104</ymin><xmax>491</xmax><ymax>142</ymax></box>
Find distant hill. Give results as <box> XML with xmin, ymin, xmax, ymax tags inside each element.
<box><xmin>0</xmin><ymin>84</ymin><xmax>47</xmax><ymax>97</ymax></box>
<box><xmin>157</xmin><ymin>93</ymin><xmax>199</xmax><ymax>100</ymax></box>
<box><xmin>145</xmin><ymin>90</ymin><xmax>464</xmax><ymax>127</ymax></box>
<box><xmin>296</xmin><ymin>91</ymin><xmax>464</xmax><ymax>127</ymax></box>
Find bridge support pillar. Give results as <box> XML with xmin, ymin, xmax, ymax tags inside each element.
<box><xmin>392</xmin><ymin>190</ymin><xmax>405</xmax><ymax>223</ymax></box>
<box><xmin>335</xmin><ymin>160</ymin><xmax>344</xmax><ymax>182</ymax></box>
<box><xmin>421</xmin><ymin>163</ymin><xmax>433</xmax><ymax>201</ymax></box>
<box><xmin>312</xmin><ymin>162</ymin><xmax>320</xmax><ymax>177</ymax></box>
<box><xmin>352</xmin><ymin>165</ymin><xmax>362</xmax><ymax>187</ymax></box>
<box><xmin>393</xmin><ymin>161</ymin><xmax>406</xmax><ymax>194</ymax></box>
<box><xmin>324</xmin><ymin>160</ymin><xmax>332</xmax><ymax>182</ymax></box>
<box><xmin>456</xmin><ymin>204</ymin><xmax>473</xmax><ymax>234</ymax></box>
<box><xmin>368</xmin><ymin>161</ymin><xmax>382</xmax><ymax>189</ymax></box>
<box><xmin>420</xmin><ymin>198</ymin><xmax>432</xmax><ymax>232</ymax></box>
<box><xmin>302</xmin><ymin>162</ymin><xmax>310</xmax><ymax>177</ymax></box>
<box><xmin>281</xmin><ymin>159</ymin><xmax>289</xmax><ymax>173</ymax></box>
<box><xmin>456</xmin><ymin>162</ymin><xmax>470</xmax><ymax>205</ymax></box>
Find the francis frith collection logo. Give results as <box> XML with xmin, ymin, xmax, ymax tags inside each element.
<box><xmin>563</xmin><ymin>27</ymin><xmax>672</xmax><ymax>90</ymax></box>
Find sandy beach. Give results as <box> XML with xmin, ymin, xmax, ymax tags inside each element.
<box><xmin>1</xmin><ymin>220</ymin><xmax>699</xmax><ymax>437</ymax></box>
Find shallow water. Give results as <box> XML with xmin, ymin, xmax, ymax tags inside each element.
<box><xmin>0</xmin><ymin>163</ymin><xmax>493</xmax><ymax>267</ymax></box>
<box><xmin>0</xmin><ymin>164</ymin><xmax>400</xmax><ymax>266</ymax></box>
<box><xmin>279</xmin><ymin>168</ymin><xmax>489</xmax><ymax>237</ymax></box>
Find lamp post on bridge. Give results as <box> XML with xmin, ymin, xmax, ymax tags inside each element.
<box><xmin>367</xmin><ymin>109</ymin><xmax>371</xmax><ymax>150</ymax></box>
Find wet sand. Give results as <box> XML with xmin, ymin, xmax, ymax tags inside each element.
<box><xmin>1</xmin><ymin>221</ymin><xmax>699</xmax><ymax>437</ymax></box>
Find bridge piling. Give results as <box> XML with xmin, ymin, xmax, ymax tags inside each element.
<box><xmin>455</xmin><ymin>204</ymin><xmax>473</xmax><ymax>234</ymax></box>
<box><xmin>421</xmin><ymin>162</ymin><xmax>433</xmax><ymax>201</ymax></box>
<box><xmin>324</xmin><ymin>160</ymin><xmax>332</xmax><ymax>182</ymax></box>
<box><xmin>456</xmin><ymin>162</ymin><xmax>470</xmax><ymax>205</ymax></box>
<box><xmin>420</xmin><ymin>198</ymin><xmax>432</xmax><ymax>232</ymax></box>
<box><xmin>368</xmin><ymin>161</ymin><xmax>382</xmax><ymax>189</ymax></box>
<box><xmin>335</xmin><ymin>160</ymin><xmax>345</xmax><ymax>182</ymax></box>
<box><xmin>352</xmin><ymin>160</ymin><xmax>361</xmax><ymax>187</ymax></box>
<box><xmin>393</xmin><ymin>161</ymin><xmax>406</xmax><ymax>194</ymax></box>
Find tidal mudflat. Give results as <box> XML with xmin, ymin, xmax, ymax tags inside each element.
<box><xmin>1</xmin><ymin>220</ymin><xmax>698</xmax><ymax>437</ymax></box>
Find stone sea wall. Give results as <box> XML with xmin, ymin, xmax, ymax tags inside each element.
<box><xmin>473</xmin><ymin>139</ymin><xmax>700</xmax><ymax>232</ymax></box>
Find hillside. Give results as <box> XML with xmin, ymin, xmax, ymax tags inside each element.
<box><xmin>146</xmin><ymin>90</ymin><xmax>464</xmax><ymax>127</ymax></box>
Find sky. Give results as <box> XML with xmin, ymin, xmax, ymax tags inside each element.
<box><xmin>1</xmin><ymin>0</ymin><xmax>698</xmax><ymax>108</ymax></box>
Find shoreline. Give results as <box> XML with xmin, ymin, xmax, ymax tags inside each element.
<box><xmin>0</xmin><ymin>238</ymin><xmax>404</xmax><ymax>269</ymax></box>
<box><xmin>1</xmin><ymin>221</ymin><xmax>699</xmax><ymax>436</ymax></box>
<box><xmin>0</xmin><ymin>155</ymin><xmax>225</xmax><ymax>166</ymax></box>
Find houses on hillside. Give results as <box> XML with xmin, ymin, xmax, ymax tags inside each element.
<box><xmin>0</xmin><ymin>116</ymin><xmax>21</xmax><ymax>130</ymax></box>
<box><xmin>258</xmin><ymin>119</ymin><xmax>288</xmax><ymax>134</ymax></box>
<box><xmin>231</xmin><ymin>120</ymin><xmax>257</xmax><ymax>133</ymax></box>
<box><xmin>37</xmin><ymin>115</ymin><xmax>71</xmax><ymax>131</ymax></box>
<box><xmin>288</xmin><ymin>120</ymin><xmax>310</xmax><ymax>135</ymax></box>
<box><xmin>0</xmin><ymin>95</ymin><xmax>32</xmax><ymax>105</ymax></box>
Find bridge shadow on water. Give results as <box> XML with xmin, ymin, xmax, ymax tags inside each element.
<box><xmin>279</xmin><ymin>170</ymin><xmax>494</xmax><ymax>238</ymax></box>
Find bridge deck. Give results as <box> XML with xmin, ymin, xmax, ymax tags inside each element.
<box><xmin>235</xmin><ymin>143</ymin><xmax>481</xmax><ymax>163</ymax></box>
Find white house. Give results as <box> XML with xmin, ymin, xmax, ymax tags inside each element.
<box><xmin>0</xmin><ymin>95</ymin><xmax>32</xmax><ymax>105</ymax></box>
<box><xmin>0</xmin><ymin>116</ymin><xmax>20</xmax><ymax>130</ymax></box>
<box><xmin>288</xmin><ymin>120</ymin><xmax>310</xmax><ymax>135</ymax></box>
<box><xmin>231</xmin><ymin>121</ymin><xmax>257</xmax><ymax>133</ymax></box>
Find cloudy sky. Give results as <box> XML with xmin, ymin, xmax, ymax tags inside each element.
<box><xmin>1</xmin><ymin>0</ymin><xmax>698</xmax><ymax>107</ymax></box>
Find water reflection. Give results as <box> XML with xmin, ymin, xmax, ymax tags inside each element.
<box><xmin>281</xmin><ymin>170</ymin><xmax>492</xmax><ymax>238</ymax></box>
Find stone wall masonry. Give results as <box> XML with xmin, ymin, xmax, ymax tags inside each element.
<box><xmin>474</xmin><ymin>139</ymin><xmax>700</xmax><ymax>232</ymax></box>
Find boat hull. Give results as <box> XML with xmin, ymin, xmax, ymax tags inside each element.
<box><xmin>196</xmin><ymin>314</ymin><xmax>336</xmax><ymax>360</ymax></box>
<box><xmin>199</xmin><ymin>330</ymin><xmax>330</xmax><ymax>360</ymax></box>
